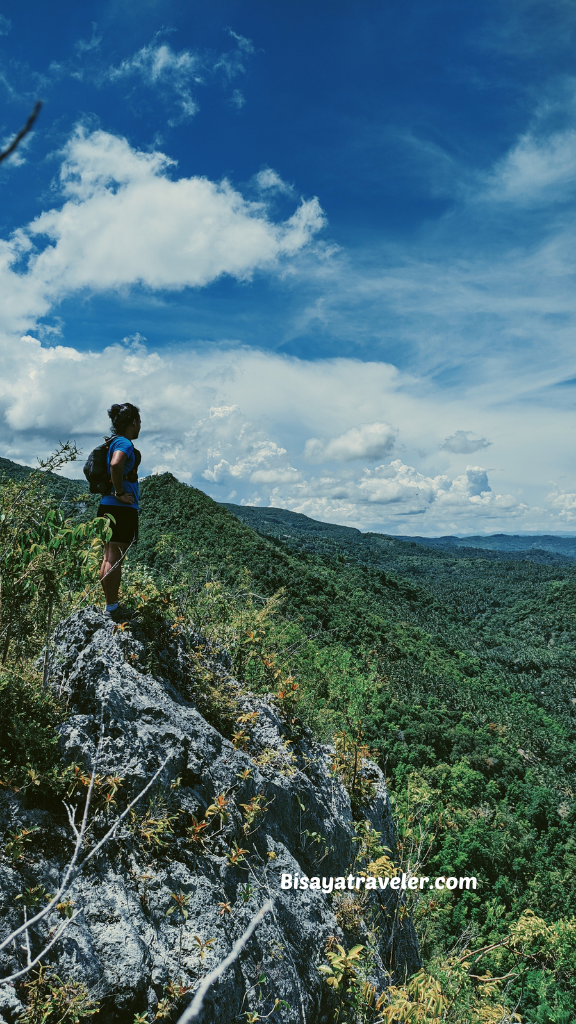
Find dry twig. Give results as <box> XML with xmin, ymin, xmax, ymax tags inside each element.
<box><xmin>0</xmin><ymin>101</ymin><xmax>42</xmax><ymax>164</ymax></box>
<box><xmin>0</xmin><ymin>719</ymin><xmax>171</xmax><ymax>984</ymax></box>
<box><xmin>177</xmin><ymin>900</ymin><xmax>273</xmax><ymax>1024</ymax></box>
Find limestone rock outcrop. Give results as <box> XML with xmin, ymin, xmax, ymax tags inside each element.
<box><xmin>0</xmin><ymin>608</ymin><xmax>420</xmax><ymax>1023</ymax></box>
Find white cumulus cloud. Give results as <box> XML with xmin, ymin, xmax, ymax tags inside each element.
<box><xmin>209</xmin><ymin>405</ymin><xmax>240</xmax><ymax>418</ymax></box>
<box><xmin>0</xmin><ymin>336</ymin><xmax>562</xmax><ymax>533</ymax></box>
<box><xmin>285</xmin><ymin>462</ymin><xmax>524</xmax><ymax>526</ymax></box>
<box><xmin>250</xmin><ymin>467</ymin><xmax>302</xmax><ymax>484</ymax></box>
<box><xmin>0</xmin><ymin>128</ymin><xmax>325</xmax><ymax>334</ymax></box>
<box><xmin>440</xmin><ymin>430</ymin><xmax>492</xmax><ymax>454</ymax></box>
<box><xmin>304</xmin><ymin>421</ymin><xmax>397</xmax><ymax>463</ymax></box>
<box><xmin>547</xmin><ymin>489</ymin><xmax>576</xmax><ymax>519</ymax></box>
<box><xmin>203</xmin><ymin>445</ymin><xmax>302</xmax><ymax>486</ymax></box>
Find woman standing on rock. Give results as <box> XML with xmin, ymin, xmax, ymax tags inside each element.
<box><xmin>98</xmin><ymin>402</ymin><xmax>141</xmax><ymax>622</ymax></box>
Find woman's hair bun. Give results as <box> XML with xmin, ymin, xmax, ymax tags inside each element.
<box><xmin>108</xmin><ymin>402</ymin><xmax>140</xmax><ymax>434</ymax></box>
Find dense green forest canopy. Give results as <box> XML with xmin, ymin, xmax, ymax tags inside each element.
<box><xmin>2</xmin><ymin>458</ymin><xmax>576</xmax><ymax>1020</ymax></box>
<box><xmin>137</xmin><ymin>475</ymin><xmax>576</xmax><ymax>1019</ymax></box>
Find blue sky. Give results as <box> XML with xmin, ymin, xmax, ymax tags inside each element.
<box><xmin>1</xmin><ymin>0</ymin><xmax>576</xmax><ymax>533</ymax></box>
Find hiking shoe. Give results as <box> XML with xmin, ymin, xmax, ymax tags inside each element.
<box><xmin>103</xmin><ymin>604</ymin><xmax>135</xmax><ymax>624</ymax></box>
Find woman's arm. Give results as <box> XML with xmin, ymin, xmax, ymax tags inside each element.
<box><xmin>109</xmin><ymin>451</ymin><xmax>135</xmax><ymax>504</ymax></box>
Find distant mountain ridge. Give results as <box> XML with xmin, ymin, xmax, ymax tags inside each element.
<box><xmin>2</xmin><ymin>454</ymin><xmax>574</xmax><ymax>560</ymax></box>
<box><xmin>221</xmin><ymin>502</ymin><xmax>576</xmax><ymax>564</ymax></box>
<box><xmin>403</xmin><ymin>532</ymin><xmax>576</xmax><ymax>558</ymax></box>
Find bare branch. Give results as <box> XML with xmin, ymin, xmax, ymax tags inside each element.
<box><xmin>177</xmin><ymin>900</ymin><xmax>273</xmax><ymax>1024</ymax></box>
<box><xmin>0</xmin><ymin>808</ymin><xmax>85</xmax><ymax>954</ymax></box>
<box><xmin>0</xmin><ymin>737</ymin><xmax>171</xmax><ymax>979</ymax></box>
<box><xmin>0</xmin><ymin>101</ymin><xmax>42</xmax><ymax>165</ymax></box>
<box><xmin>77</xmin><ymin>719</ymin><xmax>105</xmax><ymax>848</ymax></box>
<box><xmin>1</xmin><ymin>910</ymin><xmax>81</xmax><ymax>985</ymax></box>
<box><xmin>23</xmin><ymin>909</ymin><xmax>31</xmax><ymax>967</ymax></box>
<box><xmin>457</xmin><ymin>939</ymin><xmax>509</xmax><ymax>964</ymax></box>
<box><xmin>468</xmin><ymin>971</ymin><xmax>519</xmax><ymax>982</ymax></box>
<box><xmin>63</xmin><ymin>800</ymin><xmax>81</xmax><ymax>842</ymax></box>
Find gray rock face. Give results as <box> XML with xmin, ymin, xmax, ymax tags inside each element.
<box><xmin>0</xmin><ymin>608</ymin><xmax>420</xmax><ymax>1023</ymax></box>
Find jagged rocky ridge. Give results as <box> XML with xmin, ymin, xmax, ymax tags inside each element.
<box><xmin>0</xmin><ymin>608</ymin><xmax>420</xmax><ymax>1024</ymax></box>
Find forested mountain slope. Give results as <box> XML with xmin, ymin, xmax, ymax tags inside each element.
<box><xmin>0</xmin><ymin>456</ymin><xmax>86</xmax><ymax>506</ymax></box>
<box><xmin>222</xmin><ymin>501</ymin><xmax>576</xmax><ymax>565</ymax></box>
<box><xmin>137</xmin><ymin>478</ymin><xmax>576</xmax><ymax>1018</ymax></box>
<box><xmin>220</xmin><ymin>499</ymin><xmax>576</xmax><ymax>708</ymax></box>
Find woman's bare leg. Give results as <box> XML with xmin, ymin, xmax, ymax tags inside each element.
<box><xmin>100</xmin><ymin>542</ymin><xmax>129</xmax><ymax>605</ymax></box>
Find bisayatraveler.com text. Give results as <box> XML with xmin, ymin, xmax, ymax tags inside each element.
<box><xmin>280</xmin><ymin>873</ymin><xmax>477</xmax><ymax>892</ymax></box>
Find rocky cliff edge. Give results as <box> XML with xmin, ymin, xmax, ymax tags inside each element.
<box><xmin>0</xmin><ymin>607</ymin><xmax>420</xmax><ymax>1024</ymax></box>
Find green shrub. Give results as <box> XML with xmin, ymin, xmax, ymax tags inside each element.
<box><xmin>20</xmin><ymin>966</ymin><xmax>99</xmax><ymax>1024</ymax></box>
<box><xmin>0</xmin><ymin>664</ymin><xmax>62</xmax><ymax>790</ymax></box>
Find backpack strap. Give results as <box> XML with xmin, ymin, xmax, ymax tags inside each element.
<box><xmin>108</xmin><ymin>436</ymin><xmax>137</xmax><ymax>482</ymax></box>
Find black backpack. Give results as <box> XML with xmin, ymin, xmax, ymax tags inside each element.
<box><xmin>83</xmin><ymin>438</ymin><xmax>113</xmax><ymax>495</ymax></box>
<box><xmin>83</xmin><ymin>438</ymin><xmax>142</xmax><ymax>495</ymax></box>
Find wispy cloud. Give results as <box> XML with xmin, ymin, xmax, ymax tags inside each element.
<box><xmin>106</xmin><ymin>40</ymin><xmax>201</xmax><ymax>120</ymax></box>
<box><xmin>231</xmin><ymin>89</ymin><xmax>245</xmax><ymax>109</ymax></box>
<box><xmin>46</xmin><ymin>28</ymin><xmax>256</xmax><ymax>121</ymax></box>
<box><xmin>227</xmin><ymin>29</ymin><xmax>255</xmax><ymax>54</ymax></box>
<box><xmin>286</xmin><ymin>90</ymin><xmax>576</xmax><ymax>396</ymax></box>
<box><xmin>75</xmin><ymin>23</ymin><xmax>101</xmax><ymax>55</ymax></box>
<box><xmin>483</xmin><ymin>127</ymin><xmax>576</xmax><ymax>206</ymax></box>
<box><xmin>109</xmin><ymin>43</ymin><xmax>197</xmax><ymax>86</ymax></box>
<box><xmin>255</xmin><ymin>168</ymin><xmax>295</xmax><ymax>196</ymax></box>
<box><xmin>103</xmin><ymin>29</ymin><xmax>255</xmax><ymax>121</ymax></box>
<box><xmin>0</xmin><ymin>15</ymin><xmax>11</xmax><ymax>36</ymax></box>
<box><xmin>214</xmin><ymin>29</ymin><xmax>254</xmax><ymax>79</ymax></box>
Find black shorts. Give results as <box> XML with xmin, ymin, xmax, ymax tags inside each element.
<box><xmin>97</xmin><ymin>504</ymin><xmax>139</xmax><ymax>544</ymax></box>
